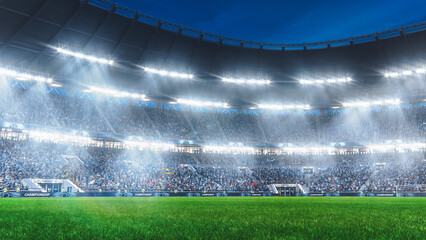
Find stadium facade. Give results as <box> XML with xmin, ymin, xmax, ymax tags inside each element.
<box><xmin>0</xmin><ymin>0</ymin><xmax>425</xmax><ymax>197</ymax></box>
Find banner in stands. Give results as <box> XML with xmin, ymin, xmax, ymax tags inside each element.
<box><xmin>307</xmin><ymin>192</ymin><xmax>402</xmax><ymax>197</ymax></box>
<box><xmin>2</xmin><ymin>191</ymin><xmax>424</xmax><ymax>198</ymax></box>
<box><xmin>369</xmin><ymin>193</ymin><xmax>397</xmax><ymax>197</ymax></box>
<box><xmin>21</xmin><ymin>192</ymin><xmax>52</xmax><ymax>197</ymax></box>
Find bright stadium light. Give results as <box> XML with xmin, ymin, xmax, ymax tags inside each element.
<box><xmin>384</xmin><ymin>67</ymin><xmax>426</xmax><ymax>78</ymax></box>
<box><xmin>384</xmin><ymin>72</ymin><xmax>399</xmax><ymax>78</ymax></box>
<box><xmin>415</xmin><ymin>68</ymin><xmax>426</xmax><ymax>74</ymax></box>
<box><xmin>221</xmin><ymin>77</ymin><xmax>271</xmax><ymax>86</ymax></box>
<box><xmin>396</xmin><ymin>142</ymin><xmax>426</xmax><ymax>151</ymax></box>
<box><xmin>55</xmin><ymin>47</ymin><xmax>114</xmax><ymax>65</ymax></box>
<box><xmin>367</xmin><ymin>142</ymin><xmax>426</xmax><ymax>153</ymax></box>
<box><xmin>143</xmin><ymin>67</ymin><xmax>193</xmax><ymax>79</ymax></box>
<box><xmin>203</xmin><ymin>144</ymin><xmax>255</xmax><ymax>154</ymax></box>
<box><xmin>86</xmin><ymin>86</ymin><xmax>147</xmax><ymax>100</ymax></box>
<box><xmin>0</xmin><ymin>67</ymin><xmax>52</xmax><ymax>83</ymax></box>
<box><xmin>25</xmin><ymin>130</ymin><xmax>91</xmax><ymax>145</ymax></box>
<box><xmin>402</xmin><ymin>70</ymin><xmax>412</xmax><ymax>76</ymax></box>
<box><xmin>342</xmin><ymin>99</ymin><xmax>401</xmax><ymax>108</ymax></box>
<box><xmin>366</xmin><ymin>144</ymin><xmax>396</xmax><ymax>152</ymax></box>
<box><xmin>257</xmin><ymin>104</ymin><xmax>310</xmax><ymax>110</ymax></box>
<box><xmin>26</xmin><ymin>129</ymin><xmax>177</xmax><ymax>151</ymax></box>
<box><xmin>49</xmin><ymin>83</ymin><xmax>63</xmax><ymax>88</ymax></box>
<box><xmin>282</xmin><ymin>146</ymin><xmax>334</xmax><ymax>155</ymax></box>
<box><xmin>176</xmin><ymin>99</ymin><xmax>228</xmax><ymax>108</ymax></box>
<box><xmin>299</xmin><ymin>77</ymin><xmax>351</xmax><ymax>85</ymax></box>
<box><xmin>124</xmin><ymin>140</ymin><xmax>175</xmax><ymax>151</ymax></box>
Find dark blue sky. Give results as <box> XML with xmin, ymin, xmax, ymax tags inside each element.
<box><xmin>115</xmin><ymin>0</ymin><xmax>426</xmax><ymax>43</ymax></box>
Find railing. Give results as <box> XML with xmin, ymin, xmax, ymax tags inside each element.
<box><xmin>88</xmin><ymin>0</ymin><xmax>426</xmax><ymax>50</ymax></box>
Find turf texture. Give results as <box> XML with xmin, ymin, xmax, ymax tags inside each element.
<box><xmin>0</xmin><ymin>197</ymin><xmax>425</xmax><ymax>239</ymax></box>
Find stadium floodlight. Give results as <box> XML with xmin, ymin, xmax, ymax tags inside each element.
<box><xmin>124</xmin><ymin>140</ymin><xmax>175</xmax><ymax>151</ymax></box>
<box><xmin>342</xmin><ymin>99</ymin><xmax>401</xmax><ymax>108</ymax></box>
<box><xmin>0</xmin><ymin>67</ymin><xmax>52</xmax><ymax>83</ymax></box>
<box><xmin>282</xmin><ymin>146</ymin><xmax>334</xmax><ymax>154</ymax></box>
<box><xmin>203</xmin><ymin>144</ymin><xmax>255</xmax><ymax>153</ymax></box>
<box><xmin>176</xmin><ymin>99</ymin><xmax>228</xmax><ymax>108</ymax></box>
<box><xmin>415</xmin><ymin>68</ymin><xmax>425</xmax><ymax>74</ymax></box>
<box><xmin>402</xmin><ymin>70</ymin><xmax>412</xmax><ymax>76</ymax></box>
<box><xmin>49</xmin><ymin>83</ymin><xmax>63</xmax><ymax>88</ymax></box>
<box><xmin>257</xmin><ymin>104</ymin><xmax>310</xmax><ymax>111</ymax></box>
<box><xmin>221</xmin><ymin>77</ymin><xmax>271</xmax><ymax>86</ymax></box>
<box><xmin>143</xmin><ymin>67</ymin><xmax>193</xmax><ymax>79</ymax></box>
<box><xmin>384</xmin><ymin>72</ymin><xmax>399</xmax><ymax>78</ymax></box>
<box><xmin>366</xmin><ymin>144</ymin><xmax>395</xmax><ymax>152</ymax></box>
<box><xmin>366</xmin><ymin>142</ymin><xmax>426</xmax><ymax>152</ymax></box>
<box><xmin>299</xmin><ymin>77</ymin><xmax>351</xmax><ymax>85</ymax></box>
<box><xmin>25</xmin><ymin>130</ymin><xmax>91</xmax><ymax>145</ymax></box>
<box><xmin>396</xmin><ymin>142</ymin><xmax>426</xmax><ymax>151</ymax></box>
<box><xmin>55</xmin><ymin>47</ymin><xmax>114</xmax><ymax>65</ymax></box>
<box><xmin>87</xmin><ymin>86</ymin><xmax>147</xmax><ymax>100</ymax></box>
<box><xmin>385</xmin><ymin>68</ymin><xmax>426</xmax><ymax>78</ymax></box>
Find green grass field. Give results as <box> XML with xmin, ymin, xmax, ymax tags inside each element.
<box><xmin>0</xmin><ymin>197</ymin><xmax>425</xmax><ymax>239</ymax></box>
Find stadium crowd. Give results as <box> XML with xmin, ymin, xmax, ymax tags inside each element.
<box><xmin>308</xmin><ymin>166</ymin><xmax>372</xmax><ymax>193</ymax></box>
<box><xmin>0</xmin><ymin>92</ymin><xmax>425</xmax><ymax>144</ymax></box>
<box><xmin>1</xmin><ymin>139</ymin><xmax>424</xmax><ymax>193</ymax></box>
<box><xmin>0</xmin><ymin>89</ymin><xmax>425</xmax><ymax>193</ymax></box>
<box><xmin>365</xmin><ymin>161</ymin><xmax>425</xmax><ymax>192</ymax></box>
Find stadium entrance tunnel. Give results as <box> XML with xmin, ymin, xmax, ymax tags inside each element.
<box><xmin>0</xmin><ymin>192</ymin><xmax>19</xmax><ymax>198</ymax></box>
<box><xmin>115</xmin><ymin>193</ymin><xmax>133</xmax><ymax>197</ymax></box>
<box><xmin>60</xmin><ymin>193</ymin><xmax>69</xmax><ymax>198</ymax></box>
<box><xmin>52</xmin><ymin>192</ymin><xmax>76</xmax><ymax>197</ymax></box>
<box><xmin>153</xmin><ymin>193</ymin><xmax>169</xmax><ymax>197</ymax></box>
<box><xmin>1</xmin><ymin>193</ymin><xmax>10</xmax><ymax>198</ymax></box>
<box><xmin>187</xmin><ymin>193</ymin><xmax>201</xmax><ymax>197</ymax></box>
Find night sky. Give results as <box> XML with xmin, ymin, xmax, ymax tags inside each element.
<box><xmin>114</xmin><ymin>0</ymin><xmax>426</xmax><ymax>44</ymax></box>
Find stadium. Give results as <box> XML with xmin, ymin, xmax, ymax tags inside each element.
<box><xmin>0</xmin><ymin>0</ymin><xmax>425</xmax><ymax>239</ymax></box>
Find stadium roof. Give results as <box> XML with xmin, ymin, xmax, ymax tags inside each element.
<box><xmin>0</xmin><ymin>0</ymin><xmax>426</xmax><ymax>107</ymax></box>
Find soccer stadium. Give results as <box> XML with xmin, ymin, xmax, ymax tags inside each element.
<box><xmin>0</xmin><ymin>0</ymin><xmax>425</xmax><ymax>239</ymax></box>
